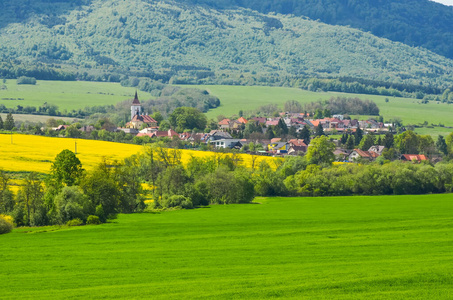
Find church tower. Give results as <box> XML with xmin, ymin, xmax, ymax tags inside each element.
<box><xmin>131</xmin><ymin>91</ymin><xmax>141</xmax><ymax>120</ymax></box>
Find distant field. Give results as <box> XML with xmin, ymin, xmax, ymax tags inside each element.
<box><xmin>0</xmin><ymin>113</ymin><xmax>79</xmax><ymax>124</ymax></box>
<box><xmin>190</xmin><ymin>85</ymin><xmax>453</xmax><ymax>126</ymax></box>
<box><xmin>0</xmin><ymin>134</ymin><xmax>275</xmax><ymax>175</ymax></box>
<box><xmin>1</xmin><ymin>195</ymin><xmax>452</xmax><ymax>299</ymax></box>
<box><xmin>0</xmin><ymin>80</ymin><xmax>153</xmax><ymax>111</ymax></box>
<box><xmin>3</xmin><ymin>80</ymin><xmax>453</xmax><ymax>129</ymax></box>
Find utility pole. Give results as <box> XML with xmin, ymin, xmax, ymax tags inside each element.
<box><xmin>10</xmin><ymin>130</ymin><xmax>12</xmax><ymax>144</ymax></box>
<box><xmin>75</xmin><ymin>140</ymin><xmax>77</xmax><ymax>154</ymax></box>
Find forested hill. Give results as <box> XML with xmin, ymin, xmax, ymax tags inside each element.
<box><xmin>1</xmin><ymin>0</ymin><xmax>453</xmax><ymax>89</ymax></box>
<box><xmin>179</xmin><ymin>0</ymin><xmax>453</xmax><ymax>60</ymax></box>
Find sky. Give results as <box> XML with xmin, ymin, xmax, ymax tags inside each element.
<box><xmin>431</xmin><ymin>0</ymin><xmax>453</xmax><ymax>5</ymax></box>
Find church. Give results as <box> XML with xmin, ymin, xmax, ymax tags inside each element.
<box><xmin>125</xmin><ymin>92</ymin><xmax>158</xmax><ymax>129</ymax></box>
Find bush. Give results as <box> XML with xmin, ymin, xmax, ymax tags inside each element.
<box><xmin>0</xmin><ymin>214</ymin><xmax>14</xmax><ymax>234</ymax></box>
<box><xmin>86</xmin><ymin>215</ymin><xmax>101</xmax><ymax>225</ymax></box>
<box><xmin>16</xmin><ymin>76</ymin><xmax>37</xmax><ymax>85</ymax></box>
<box><xmin>66</xmin><ymin>218</ymin><xmax>83</xmax><ymax>226</ymax></box>
<box><xmin>161</xmin><ymin>195</ymin><xmax>193</xmax><ymax>209</ymax></box>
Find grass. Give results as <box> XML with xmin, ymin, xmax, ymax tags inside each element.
<box><xmin>3</xmin><ymin>80</ymin><xmax>453</xmax><ymax>130</ymax></box>
<box><xmin>189</xmin><ymin>85</ymin><xmax>453</xmax><ymax>127</ymax></box>
<box><xmin>1</xmin><ymin>194</ymin><xmax>452</xmax><ymax>299</ymax></box>
<box><xmin>0</xmin><ymin>80</ymin><xmax>153</xmax><ymax>111</ymax></box>
<box><xmin>0</xmin><ymin>113</ymin><xmax>79</xmax><ymax>124</ymax></box>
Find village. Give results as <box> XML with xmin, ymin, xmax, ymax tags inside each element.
<box><xmin>62</xmin><ymin>93</ymin><xmax>425</xmax><ymax>163</ymax></box>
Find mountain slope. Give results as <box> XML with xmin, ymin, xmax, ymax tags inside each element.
<box><xmin>0</xmin><ymin>0</ymin><xmax>453</xmax><ymax>88</ymax></box>
<box><xmin>178</xmin><ymin>0</ymin><xmax>453</xmax><ymax>60</ymax></box>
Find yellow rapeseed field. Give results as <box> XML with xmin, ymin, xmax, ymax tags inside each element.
<box><xmin>0</xmin><ymin>134</ymin><xmax>278</xmax><ymax>175</ymax></box>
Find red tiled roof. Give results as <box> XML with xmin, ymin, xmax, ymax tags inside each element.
<box><xmin>354</xmin><ymin>149</ymin><xmax>379</xmax><ymax>158</ymax></box>
<box><xmin>218</xmin><ymin>118</ymin><xmax>230</xmax><ymax>125</ymax></box>
<box><xmin>237</xmin><ymin>117</ymin><xmax>248</xmax><ymax>124</ymax></box>
<box><xmin>131</xmin><ymin>114</ymin><xmax>157</xmax><ymax>124</ymax></box>
<box><xmin>401</xmin><ymin>154</ymin><xmax>427</xmax><ymax>162</ymax></box>
<box><xmin>289</xmin><ymin>139</ymin><xmax>308</xmax><ymax>147</ymax></box>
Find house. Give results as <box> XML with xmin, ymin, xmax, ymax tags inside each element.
<box><xmin>265</xmin><ymin>119</ymin><xmax>280</xmax><ymax>127</ymax></box>
<box><xmin>349</xmin><ymin>149</ymin><xmax>379</xmax><ymax>161</ymax></box>
<box><xmin>79</xmin><ymin>125</ymin><xmax>95</xmax><ymax>133</ymax></box>
<box><xmin>206</xmin><ymin>131</ymin><xmax>233</xmax><ymax>143</ymax></box>
<box><xmin>137</xmin><ymin>129</ymin><xmax>178</xmax><ymax>138</ymax></box>
<box><xmin>252</xmin><ymin>117</ymin><xmax>267</xmax><ymax>125</ymax></box>
<box><xmin>218</xmin><ymin>119</ymin><xmax>231</xmax><ymax>129</ymax></box>
<box><xmin>126</xmin><ymin>114</ymin><xmax>158</xmax><ymax>129</ymax></box>
<box><xmin>334</xmin><ymin>149</ymin><xmax>350</xmax><ymax>161</ymax></box>
<box><xmin>288</xmin><ymin>145</ymin><xmax>306</xmax><ymax>155</ymax></box>
<box><xmin>368</xmin><ymin>146</ymin><xmax>385</xmax><ymax>156</ymax></box>
<box><xmin>237</xmin><ymin>117</ymin><xmax>248</xmax><ymax>124</ymax></box>
<box><xmin>210</xmin><ymin>139</ymin><xmax>243</xmax><ymax>149</ymax></box>
<box><xmin>289</xmin><ymin>139</ymin><xmax>308</xmax><ymax>152</ymax></box>
<box><xmin>401</xmin><ymin>154</ymin><xmax>427</xmax><ymax>163</ymax></box>
<box><xmin>55</xmin><ymin>125</ymin><xmax>69</xmax><ymax>131</ymax></box>
<box><xmin>268</xmin><ymin>142</ymin><xmax>289</xmax><ymax>154</ymax></box>
<box><xmin>229</xmin><ymin>119</ymin><xmax>243</xmax><ymax>130</ymax></box>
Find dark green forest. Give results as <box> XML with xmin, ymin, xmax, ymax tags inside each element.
<box><xmin>1</xmin><ymin>0</ymin><xmax>453</xmax><ymax>92</ymax></box>
<box><xmin>181</xmin><ymin>0</ymin><xmax>453</xmax><ymax>60</ymax></box>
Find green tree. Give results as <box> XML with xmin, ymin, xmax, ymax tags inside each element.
<box><xmin>346</xmin><ymin>135</ymin><xmax>355</xmax><ymax>150</ymax></box>
<box><xmin>436</xmin><ymin>135</ymin><xmax>448</xmax><ymax>156</ymax></box>
<box><xmin>359</xmin><ymin>134</ymin><xmax>375</xmax><ymax>151</ymax></box>
<box><xmin>65</xmin><ymin>124</ymin><xmax>82</xmax><ymax>138</ymax></box>
<box><xmin>0</xmin><ymin>115</ymin><xmax>3</xmax><ymax>130</ymax></box>
<box><xmin>284</xmin><ymin>100</ymin><xmax>302</xmax><ymax>113</ymax></box>
<box><xmin>383</xmin><ymin>132</ymin><xmax>394</xmax><ymax>149</ymax></box>
<box><xmin>418</xmin><ymin>135</ymin><xmax>435</xmax><ymax>155</ymax></box>
<box><xmin>4</xmin><ymin>113</ymin><xmax>14</xmax><ymax>130</ymax></box>
<box><xmin>354</xmin><ymin>127</ymin><xmax>363</xmax><ymax>145</ymax></box>
<box><xmin>152</xmin><ymin>111</ymin><xmax>164</xmax><ymax>124</ymax></box>
<box><xmin>299</xmin><ymin>124</ymin><xmax>311</xmax><ymax>143</ymax></box>
<box><xmin>54</xmin><ymin>186</ymin><xmax>90</xmax><ymax>224</ymax></box>
<box><xmin>315</xmin><ymin>123</ymin><xmax>325</xmax><ymax>137</ymax></box>
<box><xmin>50</xmin><ymin>150</ymin><xmax>84</xmax><ymax>187</ymax></box>
<box><xmin>168</xmin><ymin>107</ymin><xmax>207</xmax><ymax>132</ymax></box>
<box><xmin>305</xmin><ymin>136</ymin><xmax>335</xmax><ymax>166</ymax></box>
<box><xmin>17</xmin><ymin>173</ymin><xmax>44</xmax><ymax>226</ymax></box>
<box><xmin>395</xmin><ymin>130</ymin><xmax>419</xmax><ymax>154</ymax></box>
<box><xmin>0</xmin><ymin>171</ymin><xmax>14</xmax><ymax>214</ymax></box>
<box><xmin>80</xmin><ymin>160</ymin><xmax>120</xmax><ymax>220</ymax></box>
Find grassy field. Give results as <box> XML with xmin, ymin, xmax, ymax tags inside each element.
<box><xmin>3</xmin><ymin>80</ymin><xmax>453</xmax><ymax>129</ymax></box>
<box><xmin>1</xmin><ymin>194</ymin><xmax>452</xmax><ymax>299</ymax></box>
<box><xmin>191</xmin><ymin>85</ymin><xmax>453</xmax><ymax>127</ymax></box>
<box><xmin>0</xmin><ymin>80</ymin><xmax>152</xmax><ymax>111</ymax></box>
<box><xmin>0</xmin><ymin>113</ymin><xmax>80</xmax><ymax>124</ymax></box>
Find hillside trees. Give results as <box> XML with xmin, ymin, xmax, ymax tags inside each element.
<box><xmin>50</xmin><ymin>149</ymin><xmax>84</xmax><ymax>187</ymax></box>
<box><xmin>305</xmin><ymin>136</ymin><xmax>335</xmax><ymax>166</ymax></box>
<box><xmin>168</xmin><ymin>107</ymin><xmax>207</xmax><ymax>132</ymax></box>
<box><xmin>4</xmin><ymin>113</ymin><xmax>14</xmax><ymax>130</ymax></box>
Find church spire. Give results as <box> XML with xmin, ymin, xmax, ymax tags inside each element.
<box><xmin>132</xmin><ymin>90</ymin><xmax>140</xmax><ymax>105</ymax></box>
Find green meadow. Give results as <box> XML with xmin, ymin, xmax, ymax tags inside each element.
<box><xmin>194</xmin><ymin>85</ymin><xmax>453</xmax><ymax>127</ymax></box>
<box><xmin>1</xmin><ymin>195</ymin><xmax>452</xmax><ymax>299</ymax></box>
<box><xmin>0</xmin><ymin>80</ymin><xmax>152</xmax><ymax>111</ymax></box>
<box><xmin>2</xmin><ymin>80</ymin><xmax>453</xmax><ymax>128</ymax></box>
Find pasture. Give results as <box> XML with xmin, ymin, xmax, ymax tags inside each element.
<box><xmin>0</xmin><ymin>80</ymin><xmax>152</xmax><ymax>111</ymax></box>
<box><xmin>193</xmin><ymin>85</ymin><xmax>453</xmax><ymax>127</ymax></box>
<box><xmin>1</xmin><ymin>195</ymin><xmax>452</xmax><ymax>299</ymax></box>
<box><xmin>2</xmin><ymin>80</ymin><xmax>453</xmax><ymax>130</ymax></box>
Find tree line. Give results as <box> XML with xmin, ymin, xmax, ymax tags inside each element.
<box><xmin>3</xmin><ymin>134</ymin><xmax>453</xmax><ymax>232</ymax></box>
